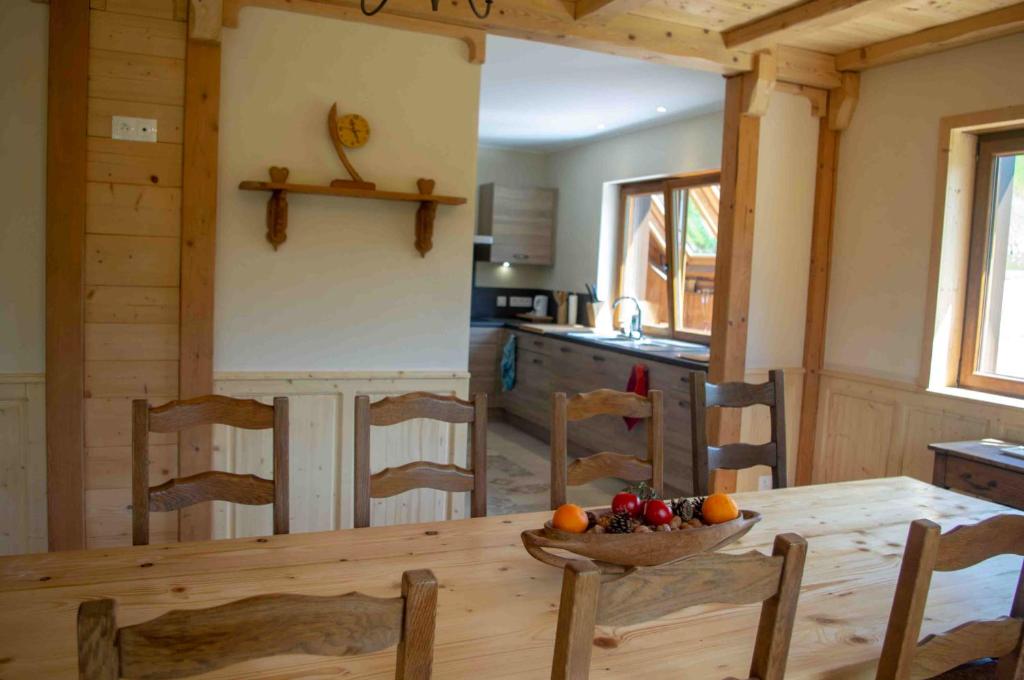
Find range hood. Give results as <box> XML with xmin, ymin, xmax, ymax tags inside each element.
<box><xmin>473</xmin><ymin>234</ymin><xmax>494</xmax><ymax>261</ymax></box>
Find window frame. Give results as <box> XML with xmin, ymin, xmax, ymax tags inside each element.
<box><xmin>957</xmin><ymin>128</ymin><xmax>1024</xmax><ymax>398</ymax></box>
<box><xmin>613</xmin><ymin>170</ymin><xmax>721</xmax><ymax>344</ymax></box>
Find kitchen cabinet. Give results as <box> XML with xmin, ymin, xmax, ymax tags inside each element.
<box><xmin>468</xmin><ymin>326</ymin><xmax>505</xmax><ymax>403</ymax></box>
<box><xmin>501</xmin><ymin>329</ymin><xmax>700</xmax><ymax>495</ymax></box>
<box><xmin>477</xmin><ymin>184</ymin><xmax>557</xmax><ymax>266</ymax></box>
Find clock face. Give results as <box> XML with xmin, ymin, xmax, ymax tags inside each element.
<box><xmin>337</xmin><ymin>114</ymin><xmax>370</xmax><ymax>149</ymax></box>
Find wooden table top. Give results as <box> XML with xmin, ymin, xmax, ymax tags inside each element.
<box><xmin>1</xmin><ymin>477</ymin><xmax>1021</xmax><ymax>679</ymax></box>
<box><xmin>929</xmin><ymin>439</ymin><xmax>1024</xmax><ymax>473</ymax></box>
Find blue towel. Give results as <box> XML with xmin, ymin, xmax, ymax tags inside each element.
<box><xmin>500</xmin><ymin>333</ymin><xmax>517</xmax><ymax>392</ymax></box>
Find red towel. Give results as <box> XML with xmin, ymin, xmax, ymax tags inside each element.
<box><xmin>624</xmin><ymin>363</ymin><xmax>649</xmax><ymax>431</ymax></box>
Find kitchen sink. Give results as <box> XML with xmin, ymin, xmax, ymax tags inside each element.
<box><xmin>560</xmin><ymin>331</ymin><xmax>710</xmax><ymax>360</ymax></box>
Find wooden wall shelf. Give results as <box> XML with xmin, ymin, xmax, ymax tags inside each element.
<box><xmin>239</xmin><ymin>169</ymin><xmax>467</xmax><ymax>256</ymax></box>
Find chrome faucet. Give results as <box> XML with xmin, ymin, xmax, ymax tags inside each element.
<box><xmin>612</xmin><ymin>296</ymin><xmax>643</xmax><ymax>339</ymax></box>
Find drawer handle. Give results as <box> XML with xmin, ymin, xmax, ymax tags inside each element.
<box><xmin>560</xmin><ymin>347</ymin><xmax>571</xmax><ymax>353</ymax></box>
<box><xmin>513</xmin><ymin>254</ymin><xmax>529</xmax><ymax>260</ymax></box>
<box><xmin>678</xmin><ymin>400</ymin><xmax>689</xmax><ymax>408</ymax></box>
<box><xmin>592</xmin><ymin>355</ymin><xmax>605</xmax><ymax>362</ymax></box>
<box><xmin>532</xmin><ymin>358</ymin><xmax>543</xmax><ymax>365</ymax></box>
<box><xmin>533</xmin><ymin>340</ymin><xmax>543</xmax><ymax>347</ymax></box>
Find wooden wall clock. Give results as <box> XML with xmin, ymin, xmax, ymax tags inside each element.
<box><xmin>328</xmin><ymin>104</ymin><xmax>376</xmax><ymax>191</ymax></box>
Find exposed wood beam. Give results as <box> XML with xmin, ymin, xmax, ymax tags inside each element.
<box><xmin>774</xmin><ymin>45</ymin><xmax>841</xmax><ymax>89</ymax></box>
<box><xmin>776</xmin><ymin>82</ymin><xmax>827</xmax><ymax>118</ymax></box>
<box><xmin>796</xmin><ymin>115</ymin><xmax>840</xmax><ymax>485</ymax></box>
<box><xmin>708</xmin><ymin>73</ymin><xmax>761</xmax><ymax>445</ymax></box>
<box><xmin>827</xmin><ymin>71</ymin><xmax>859</xmax><ymax>131</ymax></box>
<box><xmin>229</xmin><ymin>0</ymin><xmax>753</xmax><ymax>75</ymax></box>
<box><xmin>46</xmin><ymin>0</ymin><xmax>90</xmax><ymax>551</ymax></box>
<box><xmin>836</xmin><ymin>2</ymin><xmax>1024</xmax><ymax>71</ymax></box>
<box><xmin>178</xmin><ymin>37</ymin><xmax>221</xmax><ymax>542</ymax></box>
<box><xmin>190</xmin><ymin>0</ymin><xmax>223</xmax><ymax>43</ymax></box>
<box><xmin>225</xmin><ymin>0</ymin><xmax>487</xmax><ymax>63</ymax></box>
<box><xmin>723</xmin><ymin>0</ymin><xmax>896</xmax><ymax>49</ymax></box>
<box><xmin>574</xmin><ymin>0</ymin><xmax>651</xmax><ymax>22</ymax></box>
<box><xmin>741</xmin><ymin>51</ymin><xmax>776</xmax><ymax>117</ymax></box>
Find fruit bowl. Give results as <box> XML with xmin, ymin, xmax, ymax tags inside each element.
<box><xmin>521</xmin><ymin>509</ymin><xmax>761</xmax><ymax>571</ymax></box>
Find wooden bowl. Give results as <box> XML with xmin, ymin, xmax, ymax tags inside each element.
<box><xmin>521</xmin><ymin>509</ymin><xmax>761</xmax><ymax>571</ymax></box>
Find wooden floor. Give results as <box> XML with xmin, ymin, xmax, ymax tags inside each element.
<box><xmin>487</xmin><ymin>421</ymin><xmax>621</xmax><ymax>514</ymax></box>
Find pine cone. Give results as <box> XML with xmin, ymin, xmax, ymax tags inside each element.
<box><xmin>693</xmin><ymin>496</ymin><xmax>707</xmax><ymax>519</ymax></box>
<box><xmin>673</xmin><ymin>498</ymin><xmax>695</xmax><ymax>521</ymax></box>
<box><xmin>607</xmin><ymin>511</ymin><xmax>634</xmax><ymax>534</ymax></box>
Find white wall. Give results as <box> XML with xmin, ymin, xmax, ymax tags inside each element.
<box><xmin>826</xmin><ymin>34</ymin><xmax>1024</xmax><ymax>383</ymax></box>
<box><xmin>0</xmin><ymin>2</ymin><xmax>48</xmax><ymax>374</ymax></box>
<box><xmin>474</xmin><ymin>146</ymin><xmax>551</xmax><ymax>289</ymax></box>
<box><xmin>747</xmin><ymin>92</ymin><xmax>818</xmax><ymax>370</ymax></box>
<box><xmin>216</xmin><ymin>9</ymin><xmax>481</xmax><ymax>371</ymax></box>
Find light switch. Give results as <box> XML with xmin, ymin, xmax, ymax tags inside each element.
<box><xmin>112</xmin><ymin>116</ymin><xmax>158</xmax><ymax>142</ymax></box>
<box><xmin>497</xmin><ymin>296</ymin><xmax>507</xmax><ymax>307</ymax></box>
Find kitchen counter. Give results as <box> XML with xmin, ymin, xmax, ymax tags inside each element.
<box><xmin>470</xmin><ymin>317</ymin><xmax>709</xmax><ymax>371</ymax></box>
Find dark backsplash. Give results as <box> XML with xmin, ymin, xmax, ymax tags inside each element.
<box><xmin>471</xmin><ymin>286</ymin><xmax>593</xmax><ymax>322</ymax></box>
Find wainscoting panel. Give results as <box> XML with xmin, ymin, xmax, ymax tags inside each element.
<box><xmin>812</xmin><ymin>370</ymin><xmax>1024</xmax><ymax>484</ymax></box>
<box><xmin>211</xmin><ymin>371</ymin><xmax>470</xmax><ymax>538</ymax></box>
<box><xmin>0</xmin><ymin>375</ymin><xmax>46</xmax><ymax>555</ymax></box>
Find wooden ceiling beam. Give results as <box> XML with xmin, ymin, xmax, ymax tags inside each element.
<box><xmin>723</xmin><ymin>0</ymin><xmax>901</xmax><ymax>49</ymax></box>
<box><xmin>836</xmin><ymin>2</ymin><xmax>1024</xmax><ymax>71</ymax></box>
<box><xmin>573</xmin><ymin>0</ymin><xmax>653</xmax><ymax>23</ymax></box>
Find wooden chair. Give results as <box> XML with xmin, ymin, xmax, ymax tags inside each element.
<box><xmin>77</xmin><ymin>568</ymin><xmax>438</xmax><ymax>679</ymax></box>
<box><xmin>132</xmin><ymin>395</ymin><xmax>289</xmax><ymax>546</ymax></box>
<box><xmin>550</xmin><ymin>532</ymin><xmax>807</xmax><ymax>680</ymax></box>
<box><xmin>550</xmin><ymin>389</ymin><xmax>663</xmax><ymax>510</ymax></box>
<box><xmin>354</xmin><ymin>392</ymin><xmax>487</xmax><ymax>528</ymax></box>
<box><xmin>876</xmin><ymin>515</ymin><xmax>1024</xmax><ymax>680</ymax></box>
<box><xmin>689</xmin><ymin>370</ymin><xmax>787</xmax><ymax>496</ymax></box>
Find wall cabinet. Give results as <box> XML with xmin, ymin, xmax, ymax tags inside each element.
<box><xmin>477</xmin><ymin>184</ymin><xmax>557</xmax><ymax>266</ymax></box>
<box><xmin>501</xmin><ymin>330</ymin><xmax>700</xmax><ymax>495</ymax></box>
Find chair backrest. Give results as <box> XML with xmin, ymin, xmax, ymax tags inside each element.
<box><xmin>551</xmin><ymin>532</ymin><xmax>807</xmax><ymax>680</ymax></box>
<box><xmin>876</xmin><ymin>515</ymin><xmax>1024</xmax><ymax>680</ymax></box>
<box><xmin>132</xmin><ymin>395</ymin><xmax>289</xmax><ymax>546</ymax></box>
<box><xmin>550</xmin><ymin>389</ymin><xmax>663</xmax><ymax>510</ymax></box>
<box><xmin>77</xmin><ymin>569</ymin><xmax>437</xmax><ymax>680</ymax></box>
<box><xmin>353</xmin><ymin>391</ymin><xmax>487</xmax><ymax>529</ymax></box>
<box><xmin>689</xmin><ymin>370</ymin><xmax>787</xmax><ymax>496</ymax></box>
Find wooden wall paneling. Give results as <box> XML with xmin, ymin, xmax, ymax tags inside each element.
<box><xmin>90</xmin><ymin>9</ymin><xmax>187</xmax><ymax>58</ymax></box>
<box><xmin>86</xmin><ymin>234</ymin><xmax>181</xmax><ymax>287</ymax></box>
<box><xmin>178</xmin><ymin>37</ymin><xmax>221</xmax><ymax>542</ymax></box>
<box><xmin>708</xmin><ymin>73</ymin><xmax>761</xmax><ymax>445</ymax></box>
<box><xmin>85</xmin><ymin>323</ymin><xmax>179</xmax><ymax>361</ymax></box>
<box><xmin>815</xmin><ymin>389</ymin><xmax>896</xmax><ymax>482</ymax></box>
<box><xmin>796</xmin><ymin>113</ymin><xmax>840</xmax><ymax>485</ymax></box>
<box><xmin>88</xmin><ymin>49</ymin><xmax>186</xmax><ymax>106</ymax></box>
<box><xmin>86</xmin><ymin>183</ymin><xmax>182</xmax><ymax>237</ymax></box>
<box><xmin>85</xmin><ymin>286</ymin><xmax>179</xmax><ymax>324</ymax></box>
<box><xmin>46</xmin><ymin>0</ymin><xmax>91</xmax><ymax>552</ymax></box>
<box><xmin>0</xmin><ymin>378</ymin><xmax>48</xmax><ymax>555</ymax></box>
<box><xmin>86</xmin><ymin>137</ymin><xmax>183</xmax><ymax>187</ymax></box>
<box><xmin>100</xmin><ymin>0</ymin><xmax>186</xmax><ymax>20</ymax></box>
<box><xmin>85</xmin><ymin>360</ymin><xmax>179</xmax><ymax>398</ymax></box>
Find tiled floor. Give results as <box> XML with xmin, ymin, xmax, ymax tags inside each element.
<box><xmin>487</xmin><ymin>420</ymin><xmax>621</xmax><ymax>515</ymax></box>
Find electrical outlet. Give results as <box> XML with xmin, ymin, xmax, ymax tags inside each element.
<box><xmin>510</xmin><ymin>296</ymin><xmax>532</xmax><ymax>308</ymax></box>
<box><xmin>496</xmin><ymin>296</ymin><xmax>507</xmax><ymax>307</ymax></box>
<box><xmin>112</xmin><ymin>116</ymin><xmax>158</xmax><ymax>142</ymax></box>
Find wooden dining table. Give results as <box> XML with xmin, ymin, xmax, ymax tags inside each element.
<box><xmin>1</xmin><ymin>477</ymin><xmax>1020</xmax><ymax>679</ymax></box>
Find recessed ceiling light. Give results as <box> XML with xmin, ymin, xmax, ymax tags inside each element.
<box><xmin>656</xmin><ymin>105</ymin><xmax>668</xmax><ymax>113</ymax></box>
<box><xmin>596</xmin><ymin>124</ymin><xmax>606</xmax><ymax>130</ymax></box>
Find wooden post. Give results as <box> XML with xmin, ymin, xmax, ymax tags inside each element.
<box><xmin>45</xmin><ymin>0</ymin><xmax>90</xmax><ymax>551</ymax></box>
<box><xmin>178</xmin><ymin>32</ymin><xmax>222</xmax><ymax>541</ymax></box>
<box><xmin>708</xmin><ymin>73</ymin><xmax>762</xmax><ymax>445</ymax></box>
<box><xmin>795</xmin><ymin>94</ymin><xmax>843</xmax><ymax>485</ymax></box>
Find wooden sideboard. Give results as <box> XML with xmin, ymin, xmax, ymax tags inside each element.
<box><xmin>930</xmin><ymin>439</ymin><xmax>1024</xmax><ymax>509</ymax></box>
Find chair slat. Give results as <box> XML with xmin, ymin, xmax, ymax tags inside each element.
<box><xmin>566</xmin><ymin>452</ymin><xmax>652</xmax><ymax>486</ymax></box>
<box><xmin>119</xmin><ymin>593</ymin><xmax>404</xmax><ymax>680</ymax></box>
<box><xmin>370</xmin><ymin>462</ymin><xmax>475</xmax><ymax>498</ymax></box>
<box><xmin>77</xmin><ymin>600</ymin><xmax>117</xmax><ymax>680</ymax></box>
<box><xmin>934</xmin><ymin>514</ymin><xmax>1024</xmax><ymax>572</ymax></box>
<box><xmin>148</xmin><ymin>471</ymin><xmax>275</xmax><ymax>512</ymax></box>
<box><xmin>596</xmin><ymin>551</ymin><xmax>785</xmax><ymax>627</ymax></box>
<box><xmin>709</xmin><ymin>443</ymin><xmax>779</xmax><ymax>472</ymax></box>
<box><xmin>705</xmin><ymin>380</ymin><xmax>776</xmax><ymax>408</ymax></box>
<box><xmin>909</xmin><ymin>617</ymin><xmax>1023</xmax><ymax>680</ymax></box>
<box><xmin>566</xmin><ymin>388</ymin><xmax>653</xmax><ymax>421</ymax></box>
<box><xmin>370</xmin><ymin>392</ymin><xmax>476</xmax><ymax>425</ymax></box>
<box><xmin>148</xmin><ymin>395</ymin><xmax>274</xmax><ymax>432</ymax></box>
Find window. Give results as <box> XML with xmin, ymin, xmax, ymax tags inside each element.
<box><xmin>959</xmin><ymin>129</ymin><xmax>1024</xmax><ymax>398</ymax></box>
<box><xmin>616</xmin><ymin>172</ymin><xmax>720</xmax><ymax>342</ymax></box>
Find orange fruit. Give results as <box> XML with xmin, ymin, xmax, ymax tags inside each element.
<box><xmin>552</xmin><ymin>504</ymin><xmax>589</xmax><ymax>533</ymax></box>
<box><xmin>701</xmin><ymin>493</ymin><xmax>740</xmax><ymax>524</ymax></box>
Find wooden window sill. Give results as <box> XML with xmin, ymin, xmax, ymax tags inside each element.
<box><xmin>927</xmin><ymin>385</ymin><xmax>1024</xmax><ymax>411</ymax></box>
